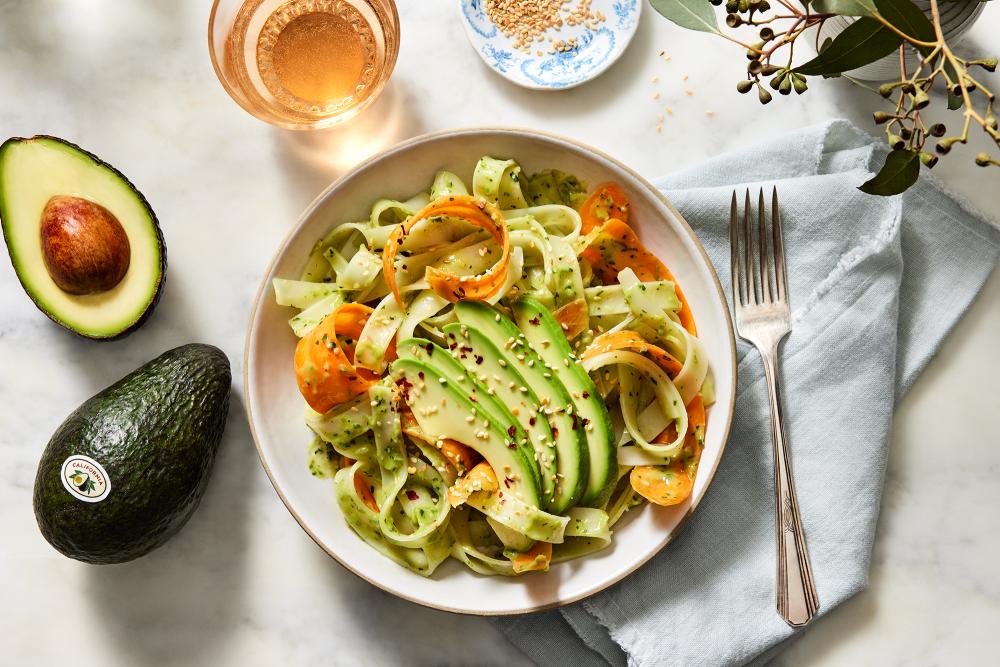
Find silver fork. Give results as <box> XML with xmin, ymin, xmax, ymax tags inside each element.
<box><xmin>730</xmin><ymin>188</ymin><xmax>819</xmax><ymax>628</ymax></box>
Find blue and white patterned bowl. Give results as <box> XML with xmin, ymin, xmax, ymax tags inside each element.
<box><xmin>458</xmin><ymin>0</ymin><xmax>641</xmax><ymax>90</ymax></box>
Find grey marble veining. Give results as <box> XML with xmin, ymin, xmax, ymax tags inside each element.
<box><xmin>1</xmin><ymin>1</ymin><xmax>998</xmax><ymax>665</ymax></box>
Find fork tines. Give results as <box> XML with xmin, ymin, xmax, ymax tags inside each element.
<box><xmin>730</xmin><ymin>187</ymin><xmax>787</xmax><ymax>309</ymax></box>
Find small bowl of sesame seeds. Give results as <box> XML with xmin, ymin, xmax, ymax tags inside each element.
<box><xmin>459</xmin><ymin>0</ymin><xmax>641</xmax><ymax>90</ymax></box>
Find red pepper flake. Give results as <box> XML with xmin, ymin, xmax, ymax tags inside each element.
<box><xmin>418</xmin><ymin>371</ymin><xmax>425</xmax><ymax>380</ymax></box>
<box><xmin>529</xmin><ymin>417</ymin><xmax>536</xmax><ymax>426</ymax></box>
<box><xmin>425</xmin><ymin>343</ymin><xmax>434</xmax><ymax>355</ymax></box>
<box><xmin>582</xmin><ymin>391</ymin><xmax>590</xmax><ymax>399</ymax></box>
<box><xmin>475</xmin><ymin>355</ymin><xmax>484</xmax><ymax>365</ymax></box>
<box><xmin>529</xmin><ymin>316</ymin><xmax>541</xmax><ymax>326</ymax></box>
<box><xmin>507</xmin><ymin>425</ymin><xmax>516</xmax><ymax>437</ymax></box>
<box><xmin>405</xmin><ymin>489</ymin><xmax>419</xmax><ymax>501</ymax></box>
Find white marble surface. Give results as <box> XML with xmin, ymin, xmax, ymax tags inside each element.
<box><xmin>1</xmin><ymin>2</ymin><xmax>998</xmax><ymax>665</ymax></box>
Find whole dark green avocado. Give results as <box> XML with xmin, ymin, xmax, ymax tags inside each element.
<box><xmin>33</xmin><ymin>344</ymin><xmax>231</xmax><ymax>564</ymax></box>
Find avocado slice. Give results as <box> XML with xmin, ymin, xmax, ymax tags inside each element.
<box><xmin>452</xmin><ymin>301</ymin><xmax>588</xmax><ymax>513</ymax></box>
<box><xmin>395</xmin><ymin>336</ymin><xmax>543</xmax><ymax>495</ymax></box>
<box><xmin>439</xmin><ymin>323</ymin><xmax>558</xmax><ymax>509</ymax></box>
<box><xmin>512</xmin><ymin>296</ymin><xmax>617</xmax><ymax>508</ymax></box>
<box><xmin>0</xmin><ymin>136</ymin><xmax>166</xmax><ymax>339</ymax></box>
<box><xmin>391</xmin><ymin>357</ymin><xmax>541</xmax><ymax>507</ymax></box>
<box><xmin>32</xmin><ymin>344</ymin><xmax>231</xmax><ymax>564</ymax></box>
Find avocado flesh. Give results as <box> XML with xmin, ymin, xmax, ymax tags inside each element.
<box><xmin>392</xmin><ymin>357</ymin><xmax>541</xmax><ymax>507</ymax></box>
<box><xmin>395</xmin><ymin>337</ymin><xmax>543</xmax><ymax>495</ymax></box>
<box><xmin>0</xmin><ymin>136</ymin><xmax>166</xmax><ymax>339</ymax></box>
<box><xmin>33</xmin><ymin>344</ymin><xmax>230</xmax><ymax>564</ymax></box>
<box><xmin>439</xmin><ymin>324</ymin><xmax>559</xmax><ymax>508</ymax></box>
<box><xmin>512</xmin><ymin>297</ymin><xmax>617</xmax><ymax>508</ymax></box>
<box><xmin>452</xmin><ymin>301</ymin><xmax>588</xmax><ymax>513</ymax></box>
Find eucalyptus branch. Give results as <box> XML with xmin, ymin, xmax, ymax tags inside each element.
<box><xmin>650</xmin><ymin>0</ymin><xmax>998</xmax><ymax>194</ymax></box>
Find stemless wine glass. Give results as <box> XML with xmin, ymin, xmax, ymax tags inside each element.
<box><xmin>209</xmin><ymin>0</ymin><xmax>399</xmax><ymax>130</ymax></box>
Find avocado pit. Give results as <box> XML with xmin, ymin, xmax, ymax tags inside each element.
<box><xmin>40</xmin><ymin>195</ymin><xmax>131</xmax><ymax>295</ymax></box>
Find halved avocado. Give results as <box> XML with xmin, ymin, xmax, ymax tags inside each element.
<box><xmin>0</xmin><ymin>136</ymin><xmax>166</xmax><ymax>339</ymax></box>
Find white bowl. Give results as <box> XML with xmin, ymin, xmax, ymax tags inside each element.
<box><xmin>245</xmin><ymin>128</ymin><xmax>736</xmax><ymax>615</ymax></box>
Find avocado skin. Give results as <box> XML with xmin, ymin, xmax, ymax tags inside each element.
<box><xmin>32</xmin><ymin>344</ymin><xmax>231</xmax><ymax>564</ymax></box>
<box><xmin>0</xmin><ymin>135</ymin><xmax>167</xmax><ymax>341</ymax></box>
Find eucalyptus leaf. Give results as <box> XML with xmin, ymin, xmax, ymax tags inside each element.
<box><xmin>809</xmin><ymin>0</ymin><xmax>875</xmax><ymax>16</ymax></box>
<box><xmin>795</xmin><ymin>18</ymin><xmax>901</xmax><ymax>76</ymax></box>
<box><xmin>873</xmin><ymin>0</ymin><xmax>935</xmax><ymax>45</ymax></box>
<box><xmin>859</xmin><ymin>149</ymin><xmax>920</xmax><ymax>196</ymax></box>
<box><xmin>649</xmin><ymin>0</ymin><xmax>720</xmax><ymax>34</ymax></box>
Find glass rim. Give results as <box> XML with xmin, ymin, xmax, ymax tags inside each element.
<box><xmin>208</xmin><ymin>0</ymin><xmax>401</xmax><ymax>130</ymax></box>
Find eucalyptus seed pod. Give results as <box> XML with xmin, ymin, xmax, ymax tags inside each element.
<box><xmin>792</xmin><ymin>73</ymin><xmax>808</xmax><ymax>94</ymax></box>
<box><xmin>737</xmin><ymin>0</ymin><xmax>749</xmax><ymax>12</ymax></box>
<box><xmin>737</xmin><ymin>79</ymin><xmax>754</xmax><ymax>94</ymax></box>
<box><xmin>929</xmin><ymin>123</ymin><xmax>946</xmax><ymax>137</ymax></box>
<box><xmin>770</xmin><ymin>69</ymin><xmax>787</xmax><ymax>90</ymax></box>
<box><xmin>887</xmin><ymin>133</ymin><xmax>905</xmax><ymax>150</ymax></box>
<box><xmin>710</xmin><ymin>0</ymin><xmax>724</xmax><ymax>5</ymax></box>
<box><xmin>758</xmin><ymin>86</ymin><xmax>773</xmax><ymax>105</ymax></box>
<box><xmin>778</xmin><ymin>75</ymin><xmax>792</xmax><ymax>95</ymax></box>
<box><xmin>726</xmin><ymin>13</ymin><xmax>742</xmax><ymax>27</ymax></box>
<box><xmin>761</xmin><ymin>63</ymin><xmax>781</xmax><ymax>76</ymax></box>
<box><xmin>901</xmin><ymin>82</ymin><xmax>916</xmax><ymax>95</ymax></box>
<box><xmin>873</xmin><ymin>111</ymin><xmax>893</xmax><ymax>125</ymax></box>
<box><xmin>919</xmin><ymin>152</ymin><xmax>938</xmax><ymax>168</ymax></box>
<box><xmin>725</xmin><ymin>0</ymin><xmax>738</xmax><ymax>12</ymax></box>
<box><xmin>748</xmin><ymin>60</ymin><xmax>763</xmax><ymax>75</ymax></box>
<box><xmin>973</xmin><ymin>57</ymin><xmax>998</xmax><ymax>72</ymax></box>
<box><xmin>746</xmin><ymin>41</ymin><xmax>764</xmax><ymax>60</ymax></box>
<box><xmin>936</xmin><ymin>137</ymin><xmax>962</xmax><ymax>155</ymax></box>
<box><xmin>975</xmin><ymin>152</ymin><xmax>993</xmax><ymax>166</ymax></box>
<box><xmin>899</xmin><ymin>127</ymin><xmax>912</xmax><ymax>140</ymax></box>
<box><xmin>878</xmin><ymin>82</ymin><xmax>897</xmax><ymax>98</ymax></box>
<box><xmin>759</xmin><ymin>27</ymin><xmax>774</xmax><ymax>40</ymax></box>
<box><xmin>912</xmin><ymin>88</ymin><xmax>930</xmax><ymax>110</ymax></box>
<box><xmin>759</xmin><ymin>0</ymin><xmax>770</xmax><ymax>11</ymax></box>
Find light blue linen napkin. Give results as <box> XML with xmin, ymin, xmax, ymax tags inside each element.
<box><xmin>496</xmin><ymin>119</ymin><xmax>1000</xmax><ymax>667</ymax></box>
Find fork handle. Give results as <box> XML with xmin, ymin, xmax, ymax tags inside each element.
<box><xmin>761</xmin><ymin>346</ymin><xmax>819</xmax><ymax>627</ymax></box>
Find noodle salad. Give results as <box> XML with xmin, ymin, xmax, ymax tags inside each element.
<box><xmin>273</xmin><ymin>157</ymin><xmax>713</xmax><ymax>576</ymax></box>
